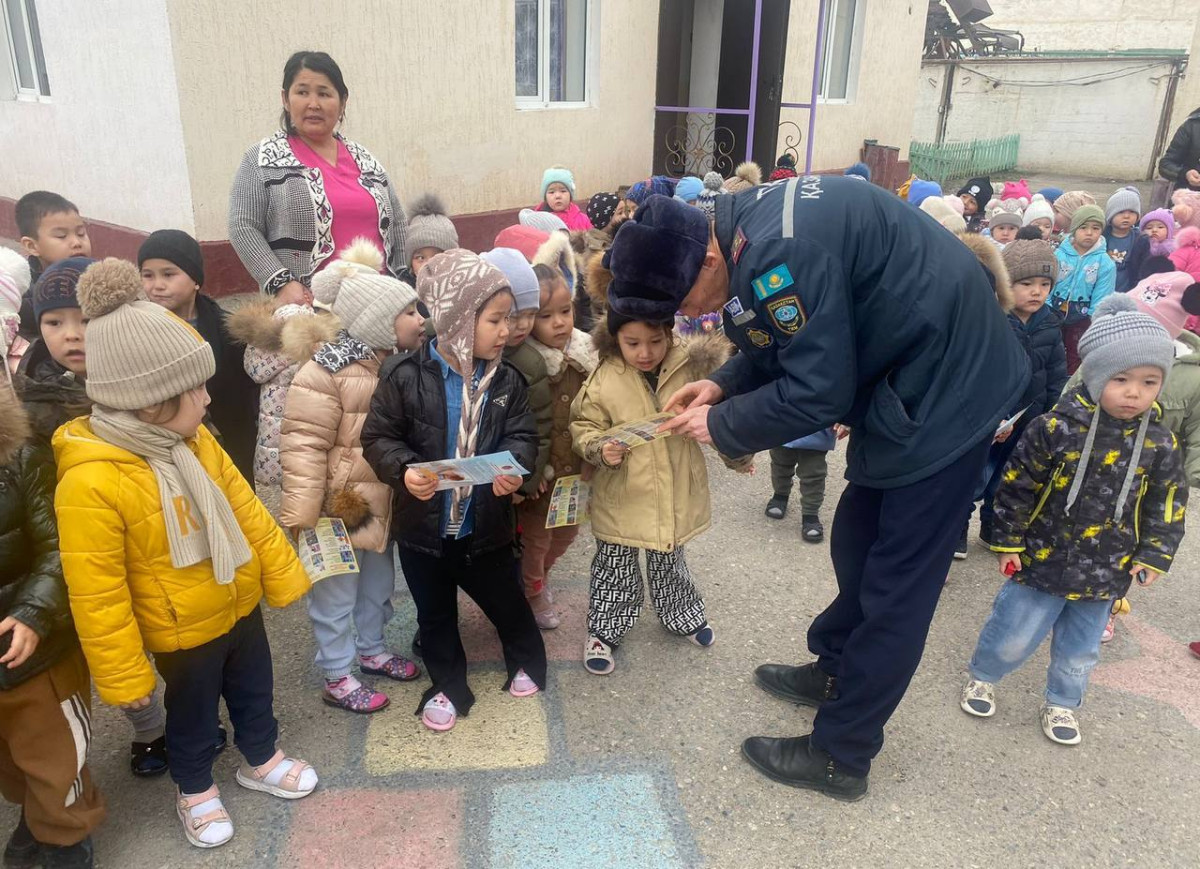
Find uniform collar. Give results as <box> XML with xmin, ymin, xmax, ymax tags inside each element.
<box><xmin>714</xmin><ymin>193</ymin><xmax>737</xmax><ymax>264</ymax></box>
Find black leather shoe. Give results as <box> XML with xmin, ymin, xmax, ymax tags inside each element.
<box><xmin>40</xmin><ymin>836</ymin><xmax>94</xmax><ymax>869</ymax></box>
<box><xmin>754</xmin><ymin>662</ymin><xmax>837</xmax><ymax>707</ymax></box>
<box><xmin>741</xmin><ymin>735</ymin><xmax>868</xmax><ymax>802</ymax></box>
<box><xmin>4</xmin><ymin>814</ymin><xmax>38</xmax><ymax>869</ymax></box>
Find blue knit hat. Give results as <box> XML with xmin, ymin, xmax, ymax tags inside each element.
<box><xmin>541</xmin><ymin>167</ymin><xmax>576</xmax><ymax>199</ymax></box>
<box><xmin>844</xmin><ymin>162</ymin><xmax>871</xmax><ymax>182</ymax></box>
<box><xmin>1037</xmin><ymin>186</ymin><xmax>1064</xmax><ymax>204</ymax></box>
<box><xmin>908</xmin><ymin>179</ymin><xmax>942</xmax><ymax>207</ymax></box>
<box><xmin>627</xmin><ymin>176</ymin><xmax>678</xmax><ymax>206</ymax></box>
<box><xmin>32</xmin><ymin>256</ymin><xmax>97</xmax><ymax>321</ymax></box>
<box><xmin>604</xmin><ymin>195</ymin><xmax>709</xmax><ymax>323</ymax></box>
<box><xmin>674</xmin><ymin>176</ymin><xmax>704</xmax><ymax>204</ymax></box>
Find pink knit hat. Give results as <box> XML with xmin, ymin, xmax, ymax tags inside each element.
<box><xmin>1129</xmin><ymin>270</ymin><xmax>1200</xmax><ymax>339</ymax></box>
<box><xmin>493</xmin><ymin>225</ymin><xmax>549</xmax><ymax>263</ymax></box>
<box><xmin>1001</xmin><ymin>179</ymin><xmax>1032</xmax><ymax>204</ymax></box>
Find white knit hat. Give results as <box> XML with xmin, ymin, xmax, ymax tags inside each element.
<box><xmin>78</xmin><ymin>259</ymin><xmax>215</xmax><ymax>410</ymax></box>
<box><xmin>1023</xmin><ymin>194</ymin><xmax>1055</xmax><ymax>227</ymax></box>
<box><xmin>312</xmin><ymin>239</ymin><xmax>418</xmax><ymax>350</ymax></box>
<box><xmin>0</xmin><ymin>246</ymin><xmax>31</xmax><ymax>314</ymax></box>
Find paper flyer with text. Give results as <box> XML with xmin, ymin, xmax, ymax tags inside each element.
<box><xmin>545</xmin><ymin>474</ymin><xmax>590</xmax><ymax>528</ymax></box>
<box><xmin>298</xmin><ymin>518</ymin><xmax>359</xmax><ymax>583</ymax></box>
<box><xmin>601</xmin><ymin>412</ymin><xmax>676</xmax><ymax>450</ymax></box>
<box><xmin>409</xmin><ymin>451</ymin><xmax>530</xmax><ymax>492</ymax></box>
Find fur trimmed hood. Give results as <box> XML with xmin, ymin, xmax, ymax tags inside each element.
<box><xmin>586</xmin><ymin>248</ymin><xmax>613</xmax><ymax>316</ymax></box>
<box><xmin>591</xmin><ymin>321</ymin><xmax>734</xmax><ymax>376</ymax></box>
<box><xmin>0</xmin><ymin>386</ymin><xmax>31</xmax><ymax>464</ymax></box>
<box><xmin>533</xmin><ymin>230</ymin><xmax>580</xmax><ymax>290</ymax></box>
<box><xmin>1175</xmin><ymin>225</ymin><xmax>1200</xmax><ymax>250</ymax></box>
<box><xmin>281</xmin><ymin>313</ymin><xmax>343</xmax><ymax>365</ymax></box>
<box><xmin>960</xmin><ymin>232</ymin><xmax>1014</xmax><ymax>312</ymax></box>
<box><xmin>526</xmin><ymin>328</ymin><xmax>599</xmax><ymax>378</ymax></box>
<box><xmin>226</xmin><ymin>298</ymin><xmax>320</xmax><ymax>353</ymax></box>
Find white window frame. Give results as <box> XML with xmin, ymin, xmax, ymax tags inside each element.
<box><xmin>515</xmin><ymin>0</ymin><xmax>595</xmax><ymax>111</ymax></box>
<box><xmin>2</xmin><ymin>0</ymin><xmax>50</xmax><ymax>100</ymax></box>
<box><xmin>816</xmin><ymin>0</ymin><xmax>864</xmax><ymax>105</ymax></box>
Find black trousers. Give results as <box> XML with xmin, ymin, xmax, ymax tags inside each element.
<box><xmin>807</xmin><ymin>437</ymin><xmax>991</xmax><ymax>776</ymax></box>
<box><xmin>154</xmin><ymin>607</ymin><xmax>278</xmax><ymax>794</ymax></box>
<box><xmin>398</xmin><ymin>539</ymin><xmax>547</xmax><ymax>715</ymax></box>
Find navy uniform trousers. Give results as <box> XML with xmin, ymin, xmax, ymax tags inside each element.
<box><xmin>807</xmin><ymin>435</ymin><xmax>991</xmax><ymax>776</ymax></box>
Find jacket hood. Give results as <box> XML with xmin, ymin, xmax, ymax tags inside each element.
<box><xmin>1175</xmin><ymin>226</ymin><xmax>1200</xmax><ymax>250</ymax></box>
<box><xmin>1058</xmin><ymin>235</ymin><xmax>1108</xmax><ymax>259</ymax></box>
<box><xmin>52</xmin><ymin>416</ymin><xmax>148</xmax><ymax>474</ymax></box>
<box><xmin>226</xmin><ymin>299</ymin><xmax>321</xmax><ymax>352</ymax></box>
<box><xmin>0</xmin><ymin>385</ymin><xmax>31</xmax><ymax>464</ymax></box>
<box><xmin>1175</xmin><ymin>328</ymin><xmax>1200</xmax><ymax>365</ymax></box>
<box><xmin>526</xmin><ymin>328</ymin><xmax>599</xmax><ymax>377</ymax></box>
<box><xmin>585</xmin><ymin>248</ymin><xmax>613</xmax><ymax>314</ymax></box>
<box><xmin>281</xmin><ymin>314</ymin><xmax>343</xmax><ymax>364</ymax></box>
<box><xmin>591</xmin><ymin>323</ymin><xmax>733</xmax><ymax>378</ymax></box>
<box><xmin>960</xmin><ymin>233</ymin><xmax>1014</xmax><ymax>311</ymax></box>
<box><xmin>533</xmin><ymin>230</ymin><xmax>580</xmax><ymax>291</ymax></box>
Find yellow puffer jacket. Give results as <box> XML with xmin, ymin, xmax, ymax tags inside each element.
<box><xmin>53</xmin><ymin>419</ymin><xmax>310</xmax><ymax>706</ymax></box>
<box><xmin>570</xmin><ymin>331</ymin><xmax>734</xmax><ymax>552</ymax></box>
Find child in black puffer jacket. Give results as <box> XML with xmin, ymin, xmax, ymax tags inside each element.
<box><xmin>0</xmin><ymin>385</ymin><xmax>104</xmax><ymax>868</ymax></box>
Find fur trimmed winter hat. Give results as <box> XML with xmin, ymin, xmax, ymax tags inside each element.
<box><xmin>520</xmin><ymin>208</ymin><xmax>568</xmax><ymax>233</ymax></box>
<box><xmin>723</xmin><ymin>162</ymin><xmax>762</xmax><ymax>194</ymax></box>
<box><xmin>312</xmin><ymin>239</ymin><xmax>417</xmax><ymax>350</ymax></box>
<box><xmin>1002</xmin><ymin>239</ymin><xmax>1058</xmax><ymax>285</ymax></box>
<box><xmin>78</xmin><ymin>258</ymin><xmax>215</xmax><ymax>410</ymax></box>
<box><xmin>32</xmin><ymin>256</ymin><xmax>96</xmax><ymax>321</ymax></box>
<box><xmin>404</xmin><ymin>194</ymin><xmax>459</xmax><ymax>266</ymax></box>
<box><xmin>1128</xmin><ymin>270</ymin><xmax>1200</xmax><ymax>339</ymax></box>
<box><xmin>541</xmin><ymin>167</ymin><xmax>576</xmax><ymax>199</ymax></box>
<box><xmin>1171</xmin><ymin>189</ymin><xmax>1200</xmax><ymax>230</ymax></box>
<box><xmin>1022</xmin><ymin>194</ymin><xmax>1055</xmax><ymax>227</ymax></box>
<box><xmin>481</xmin><ymin>247</ymin><xmax>540</xmax><ymax>313</ymax></box>
<box><xmin>1069</xmin><ymin>205</ymin><xmax>1107</xmax><ymax>234</ymax></box>
<box><xmin>1105</xmin><ymin>186</ymin><xmax>1142</xmax><ymax>223</ymax></box>
<box><xmin>603</xmin><ymin>194</ymin><xmax>709</xmax><ymax>326</ymax></box>
<box><xmin>0</xmin><ymin>246</ymin><xmax>29</xmax><ymax>314</ymax></box>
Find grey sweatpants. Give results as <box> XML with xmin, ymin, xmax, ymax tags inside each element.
<box><xmin>306</xmin><ymin>546</ymin><xmax>397</xmax><ymax>679</ymax></box>
<box><xmin>769</xmin><ymin>447</ymin><xmax>829</xmax><ymax>515</ymax></box>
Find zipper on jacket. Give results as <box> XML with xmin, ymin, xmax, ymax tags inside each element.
<box><xmin>1029</xmin><ymin>462</ymin><xmax>1066</xmax><ymax>525</ymax></box>
<box><xmin>1134</xmin><ymin>476</ymin><xmax>1150</xmax><ymax>543</ymax></box>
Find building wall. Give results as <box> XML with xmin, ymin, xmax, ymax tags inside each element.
<box><xmin>165</xmin><ymin>0</ymin><xmax>660</xmax><ymax>241</ymax></box>
<box><xmin>1167</xmin><ymin>15</ymin><xmax>1200</xmax><ymax>160</ymax></box>
<box><xmin>0</xmin><ymin>0</ymin><xmax>194</xmax><ymax>234</ymax></box>
<box><xmin>982</xmin><ymin>0</ymin><xmax>1198</xmax><ymax>53</ymax></box>
<box><xmin>913</xmin><ymin>58</ymin><xmax>1177</xmax><ymax>178</ymax></box>
<box><xmin>778</xmin><ymin>0</ymin><xmax>927</xmax><ymax>171</ymax></box>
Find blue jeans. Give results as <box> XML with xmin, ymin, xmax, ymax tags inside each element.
<box><xmin>969</xmin><ymin>580</ymin><xmax>1111</xmax><ymax>708</ymax></box>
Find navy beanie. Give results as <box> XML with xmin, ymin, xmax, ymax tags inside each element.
<box><xmin>32</xmin><ymin>256</ymin><xmax>97</xmax><ymax>321</ymax></box>
<box><xmin>138</xmin><ymin>229</ymin><xmax>205</xmax><ymax>287</ymax></box>
<box><xmin>604</xmin><ymin>194</ymin><xmax>709</xmax><ymax>324</ymax></box>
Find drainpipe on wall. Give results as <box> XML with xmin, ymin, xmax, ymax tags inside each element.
<box><xmin>935</xmin><ymin>61</ymin><xmax>956</xmax><ymax>146</ymax></box>
<box><xmin>1148</xmin><ymin>56</ymin><xmax>1186</xmax><ymax>180</ymax></box>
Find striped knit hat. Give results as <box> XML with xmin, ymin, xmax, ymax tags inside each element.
<box><xmin>77</xmin><ymin>259</ymin><xmax>214</xmax><ymax>410</ymax></box>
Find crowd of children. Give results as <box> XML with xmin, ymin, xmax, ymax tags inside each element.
<box><xmin>0</xmin><ymin>155</ymin><xmax>1196</xmax><ymax>863</ymax></box>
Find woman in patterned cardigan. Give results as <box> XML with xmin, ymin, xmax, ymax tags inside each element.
<box><xmin>228</xmin><ymin>51</ymin><xmax>408</xmax><ymax>305</ymax></box>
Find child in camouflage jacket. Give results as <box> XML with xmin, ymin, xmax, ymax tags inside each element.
<box><xmin>959</xmin><ymin>294</ymin><xmax>1186</xmax><ymax>746</ymax></box>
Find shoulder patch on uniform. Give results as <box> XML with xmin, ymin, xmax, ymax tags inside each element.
<box><xmin>753</xmin><ymin>263</ymin><xmax>794</xmax><ymax>300</ymax></box>
<box><xmin>747</xmin><ymin>327</ymin><xmax>774</xmax><ymax>348</ymax></box>
<box><xmin>731</xmin><ymin>228</ymin><xmax>749</xmax><ymax>265</ymax></box>
<box><xmin>766</xmin><ymin>294</ymin><xmax>806</xmax><ymax>334</ymax></box>
<box><xmin>724</xmin><ymin>296</ymin><xmax>745</xmax><ymax>318</ymax></box>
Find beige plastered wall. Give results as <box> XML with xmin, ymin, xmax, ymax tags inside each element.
<box><xmin>166</xmin><ymin>0</ymin><xmax>659</xmax><ymax>241</ymax></box>
<box><xmin>777</xmin><ymin>0</ymin><xmax>926</xmax><ymax>170</ymax></box>
<box><xmin>984</xmin><ymin>0</ymin><xmax>1198</xmax><ymax>53</ymax></box>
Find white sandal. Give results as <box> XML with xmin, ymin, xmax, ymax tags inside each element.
<box><xmin>235</xmin><ymin>749</ymin><xmax>318</xmax><ymax>800</ymax></box>
<box><xmin>584</xmin><ymin>636</ymin><xmax>615</xmax><ymax>675</ymax></box>
<box><xmin>177</xmin><ymin>785</ymin><xmax>234</xmax><ymax>848</ymax></box>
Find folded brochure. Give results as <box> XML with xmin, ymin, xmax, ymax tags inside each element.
<box><xmin>298</xmin><ymin>518</ymin><xmax>360</xmax><ymax>583</ymax></box>
<box><xmin>601</xmin><ymin>412</ymin><xmax>676</xmax><ymax>449</ymax></box>
<box><xmin>409</xmin><ymin>451</ymin><xmax>530</xmax><ymax>492</ymax></box>
<box><xmin>545</xmin><ymin>474</ymin><xmax>590</xmax><ymax>529</ymax></box>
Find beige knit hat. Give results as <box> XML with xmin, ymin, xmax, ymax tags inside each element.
<box><xmin>311</xmin><ymin>238</ymin><xmax>418</xmax><ymax>350</ymax></box>
<box><xmin>78</xmin><ymin>258</ymin><xmax>215</xmax><ymax>410</ymax></box>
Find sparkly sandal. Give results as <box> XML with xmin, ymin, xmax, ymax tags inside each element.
<box><xmin>177</xmin><ymin>785</ymin><xmax>234</xmax><ymax>848</ymax></box>
<box><xmin>235</xmin><ymin>749</ymin><xmax>318</xmax><ymax>800</ymax></box>
<box><xmin>359</xmin><ymin>653</ymin><xmax>421</xmax><ymax>682</ymax></box>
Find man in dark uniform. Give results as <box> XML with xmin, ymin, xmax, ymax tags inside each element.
<box><xmin>599</xmin><ymin>177</ymin><xmax>1029</xmax><ymax>800</ymax></box>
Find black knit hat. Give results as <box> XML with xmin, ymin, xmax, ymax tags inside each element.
<box><xmin>957</xmin><ymin>177</ymin><xmax>993</xmax><ymax>210</ymax></box>
<box><xmin>587</xmin><ymin>192</ymin><xmax>619</xmax><ymax>230</ymax></box>
<box><xmin>32</xmin><ymin>256</ymin><xmax>97</xmax><ymax>320</ymax></box>
<box><xmin>138</xmin><ymin>229</ymin><xmax>204</xmax><ymax>287</ymax></box>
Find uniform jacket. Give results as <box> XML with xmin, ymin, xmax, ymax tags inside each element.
<box><xmin>526</xmin><ymin>329</ymin><xmax>598</xmax><ymax>492</ymax></box>
<box><xmin>0</xmin><ymin>388</ymin><xmax>76</xmax><ymax>691</ymax></box>
<box><xmin>228</xmin><ymin>131</ymin><xmax>408</xmax><ymax>294</ymax></box>
<box><xmin>502</xmin><ymin>341</ymin><xmax>553</xmax><ymax>497</ymax></box>
<box><xmin>991</xmin><ymin>386</ymin><xmax>1186</xmax><ymax>601</ymax></box>
<box><xmin>1011</xmin><ymin>306</ymin><xmax>1069</xmax><ymax>417</ymax></box>
<box><xmin>706</xmin><ymin>175</ymin><xmax>1029</xmax><ymax>489</ymax></box>
<box><xmin>280</xmin><ymin>328</ymin><xmax>393</xmax><ymax>553</ymax></box>
<box><xmin>227</xmin><ymin>300</ymin><xmax>330</xmax><ymax>504</ymax></box>
<box><xmin>1158</xmin><ymin>107</ymin><xmax>1200</xmax><ymax>191</ymax></box>
<box><xmin>193</xmin><ymin>293</ymin><xmax>259</xmax><ymax>481</ymax></box>
<box><xmin>1065</xmin><ymin>329</ymin><xmax>1200</xmax><ymax>488</ymax></box>
<box><xmin>53</xmin><ymin>419</ymin><xmax>310</xmax><ymax>705</ymax></box>
<box><xmin>1169</xmin><ymin>226</ymin><xmax>1200</xmax><ymax>283</ymax></box>
<box><xmin>1052</xmin><ymin>237</ymin><xmax>1116</xmax><ymax>324</ymax></box>
<box><xmin>360</xmin><ymin>345</ymin><xmax>538</xmax><ymax>558</ymax></box>
<box><xmin>570</xmin><ymin>331</ymin><xmax>733</xmax><ymax>552</ymax></box>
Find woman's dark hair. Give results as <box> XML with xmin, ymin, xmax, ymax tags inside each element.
<box><xmin>279</xmin><ymin>51</ymin><xmax>349</xmax><ymax>132</ymax></box>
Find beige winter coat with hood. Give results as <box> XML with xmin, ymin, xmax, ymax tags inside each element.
<box><xmin>278</xmin><ymin>316</ymin><xmax>394</xmax><ymax>553</ymax></box>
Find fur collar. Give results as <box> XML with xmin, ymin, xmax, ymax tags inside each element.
<box><xmin>0</xmin><ymin>386</ymin><xmax>31</xmax><ymax>464</ymax></box>
<box><xmin>960</xmin><ymin>232</ymin><xmax>1014</xmax><ymax>312</ymax></box>
<box><xmin>281</xmin><ymin>314</ymin><xmax>343</xmax><ymax>364</ymax></box>
<box><xmin>590</xmin><ymin>323</ymin><xmax>733</xmax><ymax>378</ymax></box>
<box><xmin>226</xmin><ymin>298</ymin><xmax>322</xmax><ymax>353</ymax></box>
<box><xmin>526</xmin><ymin>329</ymin><xmax>598</xmax><ymax>377</ymax></box>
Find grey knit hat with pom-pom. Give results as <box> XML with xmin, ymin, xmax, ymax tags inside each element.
<box><xmin>404</xmin><ymin>193</ymin><xmax>459</xmax><ymax>266</ymax></box>
<box><xmin>78</xmin><ymin>258</ymin><xmax>215</xmax><ymax>410</ymax></box>
<box><xmin>696</xmin><ymin>171</ymin><xmax>727</xmax><ymax>221</ymax></box>
<box><xmin>312</xmin><ymin>239</ymin><xmax>417</xmax><ymax>350</ymax></box>
<box><xmin>1079</xmin><ymin>293</ymin><xmax>1174</xmax><ymax>402</ymax></box>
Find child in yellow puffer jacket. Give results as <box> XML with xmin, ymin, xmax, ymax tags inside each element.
<box><xmin>53</xmin><ymin>259</ymin><xmax>316</xmax><ymax>851</ymax></box>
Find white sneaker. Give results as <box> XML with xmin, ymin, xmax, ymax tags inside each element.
<box><xmin>1041</xmin><ymin>705</ymin><xmax>1082</xmax><ymax>745</ymax></box>
<box><xmin>960</xmin><ymin>679</ymin><xmax>996</xmax><ymax>717</ymax></box>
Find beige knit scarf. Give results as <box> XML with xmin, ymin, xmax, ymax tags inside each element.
<box><xmin>90</xmin><ymin>405</ymin><xmax>252</xmax><ymax>584</ymax></box>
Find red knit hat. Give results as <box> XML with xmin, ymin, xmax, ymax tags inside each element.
<box><xmin>493</xmin><ymin>225</ymin><xmax>549</xmax><ymax>263</ymax></box>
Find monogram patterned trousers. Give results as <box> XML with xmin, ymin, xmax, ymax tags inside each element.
<box><xmin>587</xmin><ymin>541</ymin><xmax>707</xmax><ymax>646</ymax></box>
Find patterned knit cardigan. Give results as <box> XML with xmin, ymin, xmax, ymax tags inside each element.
<box><xmin>228</xmin><ymin>130</ymin><xmax>408</xmax><ymax>294</ymax></box>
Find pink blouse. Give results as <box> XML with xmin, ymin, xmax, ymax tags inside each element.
<box><xmin>289</xmin><ymin>136</ymin><xmax>384</xmax><ymax>269</ymax></box>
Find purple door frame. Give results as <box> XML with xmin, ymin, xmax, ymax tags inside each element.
<box><xmin>654</xmin><ymin>0</ymin><xmax>827</xmax><ymax>172</ymax></box>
